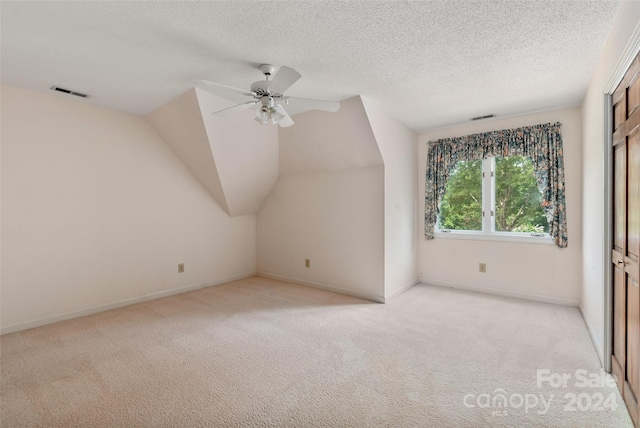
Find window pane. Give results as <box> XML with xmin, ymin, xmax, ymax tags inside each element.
<box><xmin>438</xmin><ymin>160</ymin><xmax>482</xmax><ymax>231</ymax></box>
<box><xmin>494</xmin><ymin>156</ymin><xmax>549</xmax><ymax>233</ymax></box>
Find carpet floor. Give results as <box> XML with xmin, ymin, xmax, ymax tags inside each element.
<box><xmin>0</xmin><ymin>276</ymin><xmax>632</xmax><ymax>427</ymax></box>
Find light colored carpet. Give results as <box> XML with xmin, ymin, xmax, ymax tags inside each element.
<box><xmin>0</xmin><ymin>276</ymin><xmax>632</xmax><ymax>427</ymax></box>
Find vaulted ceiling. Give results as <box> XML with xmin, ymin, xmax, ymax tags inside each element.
<box><xmin>1</xmin><ymin>1</ymin><xmax>621</xmax><ymax>131</ymax></box>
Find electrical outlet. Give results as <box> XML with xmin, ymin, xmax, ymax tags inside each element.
<box><xmin>479</xmin><ymin>263</ymin><xmax>486</xmax><ymax>273</ymax></box>
<box><xmin>305</xmin><ymin>259</ymin><xmax>310</xmax><ymax>268</ymax></box>
<box><xmin>178</xmin><ymin>263</ymin><xmax>185</xmax><ymax>273</ymax></box>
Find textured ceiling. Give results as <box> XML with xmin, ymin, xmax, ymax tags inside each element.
<box><xmin>1</xmin><ymin>1</ymin><xmax>620</xmax><ymax>131</ymax></box>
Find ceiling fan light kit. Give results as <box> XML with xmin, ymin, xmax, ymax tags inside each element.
<box><xmin>255</xmin><ymin>103</ymin><xmax>284</xmax><ymax>125</ymax></box>
<box><xmin>199</xmin><ymin>64</ymin><xmax>340</xmax><ymax>128</ymax></box>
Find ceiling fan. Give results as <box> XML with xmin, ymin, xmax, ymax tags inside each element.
<box><xmin>198</xmin><ymin>64</ymin><xmax>340</xmax><ymax>127</ymax></box>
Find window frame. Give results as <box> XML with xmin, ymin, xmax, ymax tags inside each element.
<box><xmin>434</xmin><ymin>156</ymin><xmax>554</xmax><ymax>245</ymax></box>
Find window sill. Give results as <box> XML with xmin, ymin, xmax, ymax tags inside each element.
<box><xmin>434</xmin><ymin>231</ymin><xmax>554</xmax><ymax>245</ymax></box>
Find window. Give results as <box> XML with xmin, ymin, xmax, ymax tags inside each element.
<box><xmin>437</xmin><ymin>156</ymin><xmax>550</xmax><ymax>241</ymax></box>
<box><xmin>424</xmin><ymin>122</ymin><xmax>566</xmax><ymax>247</ymax></box>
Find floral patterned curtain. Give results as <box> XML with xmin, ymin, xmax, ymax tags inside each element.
<box><xmin>424</xmin><ymin>122</ymin><xmax>567</xmax><ymax>248</ymax></box>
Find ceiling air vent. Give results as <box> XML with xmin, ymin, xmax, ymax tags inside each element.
<box><xmin>50</xmin><ymin>86</ymin><xmax>89</xmax><ymax>98</ymax></box>
<box><xmin>471</xmin><ymin>114</ymin><xmax>495</xmax><ymax>121</ymax></box>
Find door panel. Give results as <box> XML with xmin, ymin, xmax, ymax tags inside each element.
<box><xmin>615</xmin><ymin>144</ymin><xmax>627</xmax><ymax>250</ymax></box>
<box><xmin>629</xmin><ymin>76</ymin><xmax>640</xmax><ymax>115</ymax></box>
<box><xmin>628</xmin><ymin>278</ymin><xmax>640</xmax><ymax>402</ymax></box>
<box><xmin>630</xmin><ymin>132</ymin><xmax>640</xmax><ymax>262</ymax></box>
<box><xmin>615</xmin><ymin>263</ymin><xmax>627</xmax><ymax>372</ymax></box>
<box><xmin>612</xmin><ymin>52</ymin><xmax>640</xmax><ymax>428</ymax></box>
<box><xmin>628</xmin><ymin>123</ymin><xmax>640</xmax><ymax>419</ymax></box>
<box><xmin>616</xmin><ymin>102</ymin><xmax>627</xmax><ymax>130</ymax></box>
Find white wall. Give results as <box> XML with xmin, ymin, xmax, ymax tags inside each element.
<box><xmin>418</xmin><ymin>107</ymin><xmax>582</xmax><ymax>306</ymax></box>
<box><xmin>257</xmin><ymin>166</ymin><xmax>385</xmax><ymax>300</ymax></box>
<box><xmin>257</xmin><ymin>97</ymin><xmax>385</xmax><ymax>301</ymax></box>
<box><xmin>581</xmin><ymin>1</ymin><xmax>640</xmax><ymax>363</ymax></box>
<box><xmin>361</xmin><ymin>98</ymin><xmax>419</xmax><ymax>299</ymax></box>
<box><xmin>1</xmin><ymin>85</ymin><xmax>256</xmax><ymax>333</ymax></box>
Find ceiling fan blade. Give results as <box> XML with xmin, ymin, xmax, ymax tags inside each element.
<box><xmin>273</xmin><ymin>105</ymin><xmax>294</xmax><ymax>127</ymax></box>
<box><xmin>283</xmin><ymin>97</ymin><xmax>340</xmax><ymax>115</ymax></box>
<box><xmin>197</xmin><ymin>80</ymin><xmax>255</xmax><ymax>104</ymax></box>
<box><xmin>211</xmin><ymin>101</ymin><xmax>257</xmax><ymax>117</ymax></box>
<box><xmin>268</xmin><ymin>66</ymin><xmax>301</xmax><ymax>95</ymax></box>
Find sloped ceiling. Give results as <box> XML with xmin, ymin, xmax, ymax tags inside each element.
<box><xmin>147</xmin><ymin>93</ymin><xmax>388</xmax><ymax>215</ymax></box>
<box><xmin>279</xmin><ymin>97</ymin><xmax>383</xmax><ymax>176</ymax></box>
<box><xmin>196</xmin><ymin>89</ymin><xmax>278</xmax><ymax>217</ymax></box>
<box><xmin>145</xmin><ymin>89</ymin><xmax>230</xmax><ymax>214</ymax></box>
<box><xmin>146</xmin><ymin>89</ymin><xmax>278</xmax><ymax>216</ymax></box>
<box><xmin>0</xmin><ymin>1</ymin><xmax>621</xmax><ymax>131</ymax></box>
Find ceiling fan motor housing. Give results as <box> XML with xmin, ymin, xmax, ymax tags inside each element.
<box><xmin>250</xmin><ymin>80</ymin><xmax>271</xmax><ymax>97</ymax></box>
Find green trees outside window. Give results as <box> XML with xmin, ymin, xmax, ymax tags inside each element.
<box><xmin>495</xmin><ymin>156</ymin><xmax>549</xmax><ymax>233</ymax></box>
<box><xmin>438</xmin><ymin>160</ymin><xmax>482</xmax><ymax>231</ymax></box>
<box><xmin>438</xmin><ymin>156</ymin><xmax>549</xmax><ymax>234</ymax></box>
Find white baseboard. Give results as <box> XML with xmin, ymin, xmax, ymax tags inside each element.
<box><xmin>384</xmin><ymin>279</ymin><xmax>419</xmax><ymax>302</ymax></box>
<box><xmin>579</xmin><ymin>304</ymin><xmax>604</xmax><ymax>368</ymax></box>
<box><xmin>420</xmin><ymin>278</ymin><xmax>579</xmax><ymax>307</ymax></box>
<box><xmin>257</xmin><ymin>272</ymin><xmax>385</xmax><ymax>303</ymax></box>
<box><xmin>0</xmin><ymin>272</ymin><xmax>256</xmax><ymax>335</ymax></box>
